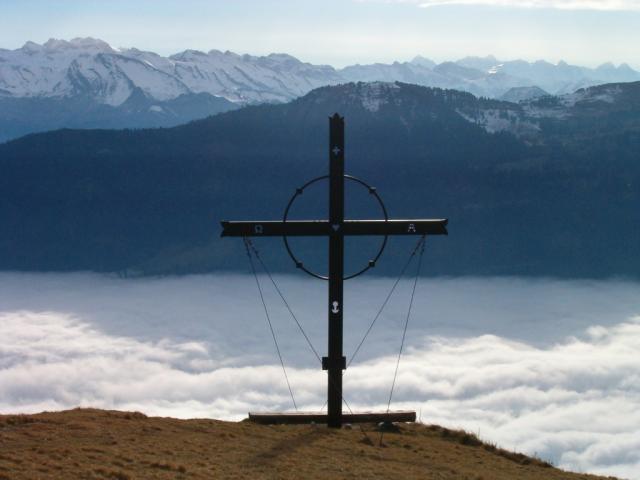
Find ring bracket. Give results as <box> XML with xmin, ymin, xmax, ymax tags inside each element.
<box><xmin>282</xmin><ymin>174</ymin><xmax>388</xmax><ymax>280</ymax></box>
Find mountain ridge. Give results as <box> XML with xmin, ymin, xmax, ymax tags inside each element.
<box><xmin>1</xmin><ymin>80</ymin><xmax>638</xmax><ymax>277</ymax></box>
<box><xmin>2</xmin><ymin>37</ymin><xmax>639</xmax><ymax>142</ymax></box>
<box><xmin>3</xmin><ymin>38</ymin><xmax>638</xmax><ymax>104</ymax></box>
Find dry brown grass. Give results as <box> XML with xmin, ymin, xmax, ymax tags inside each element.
<box><xmin>0</xmin><ymin>408</ymin><xmax>618</xmax><ymax>479</ymax></box>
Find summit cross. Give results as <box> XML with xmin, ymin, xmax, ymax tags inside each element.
<box><xmin>221</xmin><ymin>113</ymin><xmax>448</xmax><ymax>428</ymax></box>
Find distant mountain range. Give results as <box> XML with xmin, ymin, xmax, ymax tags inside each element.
<box><xmin>1</xmin><ymin>37</ymin><xmax>639</xmax><ymax>142</ymax></box>
<box><xmin>1</xmin><ymin>80</ymin><xmax>638</xmax><ymax>277</ymax></box>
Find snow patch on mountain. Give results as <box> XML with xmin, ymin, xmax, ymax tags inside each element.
<box><xmin>457</xmin><ymin>107</ymin><xmax>540</xmax><ymax>136</ymax></box>
<box><xmin>456</xmin><ymin>82</ymin><xmax>636</xmax><ymax>139</ymax></box>
<box><xmin>353</xmin><ymin>81</ymin><xmax>400</xmax><ymax>112</ymax></box>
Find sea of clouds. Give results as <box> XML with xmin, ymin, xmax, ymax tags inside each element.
<box><xmin>1</xmin><ymin>272</ymin><xmax>639</xmax><ymax>478</ymax></box>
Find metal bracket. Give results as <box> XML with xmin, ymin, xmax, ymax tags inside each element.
<box><xmin>322</xmin><ymin>356</ymin><xmax>347</xmax><ymax>371</ymax></box>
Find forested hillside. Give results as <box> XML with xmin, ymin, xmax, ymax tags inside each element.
<box><xmin>1</xmin><ymin>81</ymin><xmax>638</xmax><ymax>277</ymax></box>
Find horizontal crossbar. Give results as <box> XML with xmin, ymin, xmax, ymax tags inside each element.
<box><xmin>344</xmin><ymin>219</ymin><xmax>448</xmax><ymax>236</ymax></box>
<box><xmin>248</xmin><ymin>410</ymin><xmax>417</xmax><ymax>425</ymax></box>
<box><xmin>220</xmin><ymin>219</ymin><xmax>448</xmax><ymax>237</ymax></box>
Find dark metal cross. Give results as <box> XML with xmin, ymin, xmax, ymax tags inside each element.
<box><xmin>221</xmin><ymin>113</ymin><xmax>448</xmax><ymax>428</ymax></box>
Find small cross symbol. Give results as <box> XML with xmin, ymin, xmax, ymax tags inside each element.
<box><xmin>332</xmin><ymin>146</ymin><xmax>341</xmax><ymax>156</ymax></box>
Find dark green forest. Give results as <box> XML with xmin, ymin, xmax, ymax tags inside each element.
<box><xmin>1</xmin><ymin>82</ymin><xmax>638</xmax><ymax>277</ymax></box>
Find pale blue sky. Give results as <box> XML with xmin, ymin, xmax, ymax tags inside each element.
<box><xmin>1</xmin><ymin>0</ymin><xmax>638</xmax><ymax>68</ymax></box>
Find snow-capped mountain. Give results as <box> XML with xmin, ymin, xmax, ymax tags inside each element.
<box><xmin>3</xmin><ymin>38</ymin><xmax>639</xmax><ymax>106</ymax></box>
<box><xmin>1</xmin><ymin>38</ymin><xmax>639</xmax><ymax>142</ymax></box>
<box><xmin>342</xmin><ymin>55</ymin><xmax>640</xmax><ymax>100</ymax></box>
<box><xmin>0</xmin><ymin>38</ymin><xmax>187</xmax><ymax>105</ymax></box>
<box><xmin>0</xmin><ymin>38</ymin><xmax>342</xmax><ymax>106</ymax></box>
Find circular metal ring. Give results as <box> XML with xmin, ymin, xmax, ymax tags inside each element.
<box><xmin>282</xmin><ymin>174</ymin><xmax>388</xmax><ymax>280</ymax></box>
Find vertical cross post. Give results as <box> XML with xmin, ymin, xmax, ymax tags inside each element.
<box><xmin>221</xmin><ymin>112</ymin><xmax>448</xmax><ymax>428</ymax></box>
<box><xmin>325</xmin><ymin>113</ymin><xmax>346</xmax><ymax>428</ymax></box>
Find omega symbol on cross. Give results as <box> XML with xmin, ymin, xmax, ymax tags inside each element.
<box><xmin>331</xmin><ymin>301</ymin><xmax>340</xmax><ymax>314</ymax></box>
<box><xmin>254</xmin><ymin>224</ymin><xmax>264</xmax><ymax>234</ymax></box>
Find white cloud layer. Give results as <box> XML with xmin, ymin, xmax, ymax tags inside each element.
<box><xmin>365</xmin><ymin>0</ymin><xmax>640</xmax><ymax>10</ymax></box>
<box><xmin>1</xmin><ymin>273</ymin><xmax>639</xmax><ymax>478</ymax></box>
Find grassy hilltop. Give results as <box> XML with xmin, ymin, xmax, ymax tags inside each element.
<box><xmin>0</xmin><ymin>409</ymin><xmax>616</xmax><ymax>480</ymax></box>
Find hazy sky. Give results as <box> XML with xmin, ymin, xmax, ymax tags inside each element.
<box><xmin>1</xmin><ymin>0</ymin><xmax>639</xmax><ymax>68</ymax></box>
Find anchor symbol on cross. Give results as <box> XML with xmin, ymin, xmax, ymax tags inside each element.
<box><xmin>332</xmin><ymin>146</ymin><xmax>341</xmax><ymax>156</ymax></box>
<box><xmin>331</xmin><ymin>301</ymin><xmax>340</xmax><ymax>314</ymax></box>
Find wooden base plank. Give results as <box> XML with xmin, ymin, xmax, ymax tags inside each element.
<box><xmin>248</xmin><ymin>411</ymin><xmax>416</xmax><ymax>425</ymax></box>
